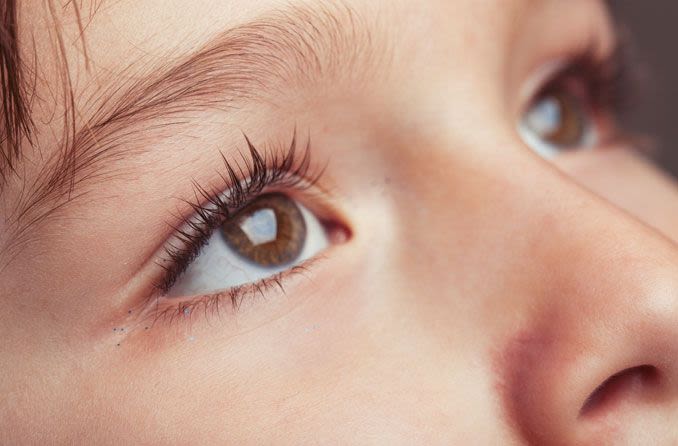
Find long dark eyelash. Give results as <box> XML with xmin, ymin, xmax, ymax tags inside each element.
<box><xmin>546</xmin><ymin>42</ymin><xmax>636</xmax><ymax>117</ymax></box>
<box><xmin>155</xmin><ymin>131</ymin><xmax>323</xmax><ymax>295</ymax></box>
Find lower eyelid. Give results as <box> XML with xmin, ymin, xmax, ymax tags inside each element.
<box><xmin>142</xmin><ymin>254</ymin><xmax>328</xmax><ymax>328</ymax></box>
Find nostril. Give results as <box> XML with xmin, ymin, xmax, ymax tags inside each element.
<box><xmin>579</xmin><ymin>365</ymin><xmax>660</xmax><ymax>418</ymax></box>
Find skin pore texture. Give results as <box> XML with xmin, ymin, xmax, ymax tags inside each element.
<box><xmin>2</xmin><ymin>0</ymin><xmax>678</xmax><ymax>444</ymax></box>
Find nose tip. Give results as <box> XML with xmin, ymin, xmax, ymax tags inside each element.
<box><xmin>502</xmin><ymin>269</ymin><xmax>678</xmax><ymax>444</ymax></box>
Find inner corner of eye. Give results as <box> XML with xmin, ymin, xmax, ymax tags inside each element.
<box><xmin>322</xmin><ymin>218</ymin><xmax>351</xmax><ymax>245</ymax></box>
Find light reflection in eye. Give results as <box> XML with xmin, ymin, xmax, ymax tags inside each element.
<box><xmin>240</xmin><ymin>209</ymin><xmax>278</xmax><ymax>245</ymax></box>
<box><xmin>519</xmin><ymin>88</ymin><xmax>596</xmax><ymax>159</ymax></box>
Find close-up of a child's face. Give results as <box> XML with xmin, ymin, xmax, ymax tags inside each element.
<box><xmin>2</xmin><ymin>0</ymin><xmax>678</xmax><ymax>444</ymax></box>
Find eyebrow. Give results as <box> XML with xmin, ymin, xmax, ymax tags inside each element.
<box><xmin>7</xmin><ymin>2</ymin><xmax>381</xmax><ymax>242</ymax></box>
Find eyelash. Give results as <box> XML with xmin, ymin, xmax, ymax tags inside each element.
<box><xmin>537</xmin><ymin>43</ymin><xmax>633</xmax><ymax>125</ymax></box>
<box><xmin>151</xmin><ymin>132</ymin><xmax>325</xmax><ymax>316</ymax></box>
<box><xmin>152</xmin><ymin>260</ymin><xmax>319</xmax><ymax>325</ymax></box>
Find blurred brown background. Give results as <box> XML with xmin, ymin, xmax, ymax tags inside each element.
<box><xmin>611</xmin><ymin>1</ymin><xmax>678</xmax><ymax>177</ymax></box>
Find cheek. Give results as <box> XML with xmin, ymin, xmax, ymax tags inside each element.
<box><xmin>553</xmin><ymin>147</ymin><xmax>678</xmax><ymax>242</ymax></box>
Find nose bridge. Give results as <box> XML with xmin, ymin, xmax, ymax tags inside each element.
<box><xmin>391</xmin><ymin>139</ymin><xmax>678</xmax><ymax>298</ymax></box>
<box><xmin>388</xmin><ymin>141</ymin><xmax>678</xmax><ymax>442</ymax></box>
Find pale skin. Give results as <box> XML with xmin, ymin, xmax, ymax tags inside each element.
<box><xmin>3</xmin><ymin>0</ymin><xmax>678</xmax><ymax>444</ymax></box>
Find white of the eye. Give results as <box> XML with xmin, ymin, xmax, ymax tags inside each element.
<box><xmin>166</xmin><ymin>202</ymin><xmax>327</xmax><ymax>297</ymax></box>
<box><xmin>240</xmin><ymin>208</ymin><xmax>277</xmax><ymax>245</ymax></box>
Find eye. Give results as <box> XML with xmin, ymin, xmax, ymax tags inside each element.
<box><xmin>517</xmin><ymin>48</ymin><xmax>630</xmax><ymax>160</ymax></box>
<box><xmin>166</xmin><ymin>193</ymin><xmax>328</xmax><ymax>297</ymax></box>
<box><xmin>519</xmin><ymin>84</ymin><xmax>596</xmax><ymax>159</ymax></box>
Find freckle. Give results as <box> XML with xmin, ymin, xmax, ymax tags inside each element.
<box><xmin>128</xmin><ymin>310</ymin><xmax>132</xmax><ymax>314</ymax></box>
<box><xmin>113</xmin><ymin>328</ymin><xmax>117</xmax><ymax>332</ymax></box>
<box><xmin>144</xmin><ymin>327</ymin><xmax>149</xmax><ymax>330</ymax></box>
<box><xmin>116</xmin><ymin>343</ymin><xmax>120</xmax><ymax>347</ymax></box>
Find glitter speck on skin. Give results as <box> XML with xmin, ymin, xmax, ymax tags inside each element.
<box><xmin>183</xmin><ymin>307</ymin><xmax>191</xmax><ymax>316</ymax></box>
<box><xmin>304</xmin><ymin>324</ymin><xmax>319</xmax><ymax>333</ymax></box>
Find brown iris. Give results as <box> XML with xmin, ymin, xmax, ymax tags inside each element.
<box><xmin>220</xmin><ymin>193</ymin><xmax>307</xmax><ymax>267</ymax></box>
<box><xmin>528</xmin><ymin>90</ymin><xmax>586</xmax><ymax>148</ymax></box>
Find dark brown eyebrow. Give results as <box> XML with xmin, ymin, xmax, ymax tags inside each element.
<box><xmin>5</xmin><ymin>2</ymin><xmax>382</xmax><ymax>248</ymax></box>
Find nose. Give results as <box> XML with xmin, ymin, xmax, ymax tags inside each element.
<box><xmin>484</xmin><ymin>157</ymin><xmax>678</xmax><ymax>444</ymax></box>
<box><xmin>389</xmin><ymin>144</ymin><xmax>678</xmax><ymax>444</ymax></box>
<box><xmin>504</xmin><ymin>254</ymin><xmax>678</xmax><ymax>444</ymax></box>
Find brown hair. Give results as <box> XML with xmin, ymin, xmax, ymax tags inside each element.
<box><xmin>0</xmin><ymin>0</ymin><xmax>33</xmax><ymax>186</ymax></box>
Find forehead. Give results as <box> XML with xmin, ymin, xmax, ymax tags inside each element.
<box><xmin>24</xmin><ymin>0</ymin><xmax>608</xmax><ymax>143</ymax></box>
<box><xmin>27</xmin><ymin>0</ymin><xmax>532</xmax><ymax>71</ymax></box>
